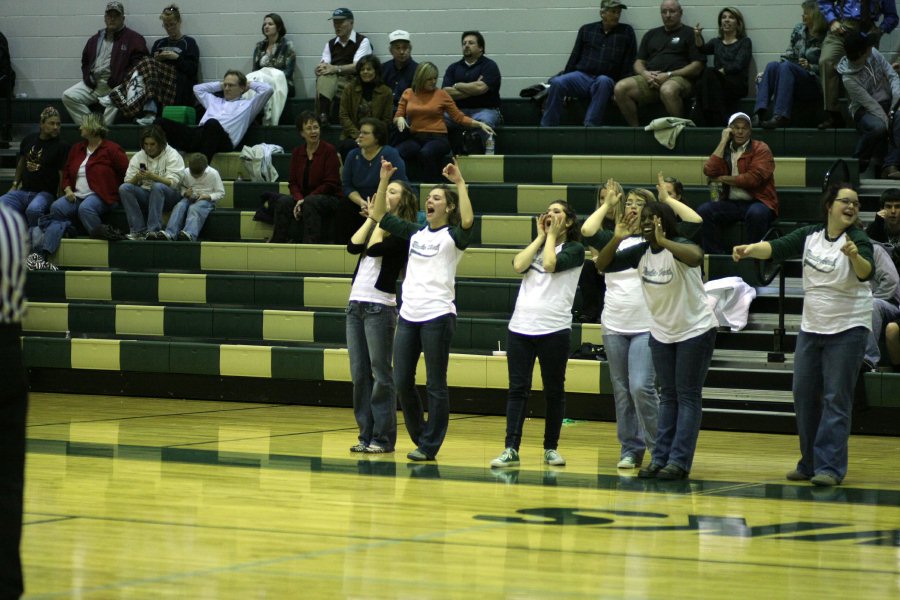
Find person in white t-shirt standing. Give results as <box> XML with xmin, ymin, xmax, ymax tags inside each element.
<box><xmin>371</xmin><ymin>158</ymin><xmax>474</xmax><ymax>462</ymax></box>
<box><xmin>594</xmin><ymin>201</ymin><xmax>718</xmax><ymax>480</ymax></box>
<box><xmin>489</xmin><ymin>201</ymin><xmax>584</xmax><ymax>469</ymax></box>
<box><xmin>582</xmin><ymin>173</ymin><xmax>702</xmax><ymax>471</ymax></box>
<box><xmin>733</xmin><ymin>185</ymin><xmax>874</xmax><ymax>487</ymax></box>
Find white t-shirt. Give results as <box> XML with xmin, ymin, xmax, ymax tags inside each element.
<box><xmin>508</xmin><ymin>240</ymin><xmax>584</xmax><ymax>336</ymax></box>
<box><xmin>601</xmin><ymin>235</ymin><xmax>652</xmax><ymax>334</ymax></box>
<box><xmin>349</xmin><ymin>255</ymin><xmax>397</xmax><ymax>306</ymax></box>
<box><xmin>74</xmin><ymin>150</ymin><xmax>93</xmax><ymax>199</ymax></box>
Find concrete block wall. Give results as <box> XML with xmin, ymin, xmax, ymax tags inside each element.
<box><xmin>2</xmin><ymin>0</ymin><xmax>898</xmax><ymax>99</ymax></box>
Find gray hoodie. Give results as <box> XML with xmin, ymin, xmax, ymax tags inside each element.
<box><xmin>837</xmin><ymin>48</ymin><xmax>900</xmax><ymax>127</ymax></box>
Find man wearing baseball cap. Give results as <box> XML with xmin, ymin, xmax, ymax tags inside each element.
<box><xmin>315</xmin><ymin>8</ymin><xmax>372</xmax><ymax>126</ymax></box>
<box><xmin>382</xmin><ymin>29</ymin><xmax>418</xmax><ymax>110</ymax></box>
<box><xmin>62</xmin><ymin>2</ymin><xmax>148</xmax><ymax>126</ymax></box>
<box><xmin>541</xmin><ymin>0</ymin><xmax>637</xmax><ymax>127</ymax></box>
<box><xmin>699</xmin><ymin>111</ymin><xmax>779</xmax><ymax>253</ymax></box>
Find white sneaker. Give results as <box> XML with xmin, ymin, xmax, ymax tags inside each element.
<box><xmin>617</xmin><ymin>455</ymin><xmax>639</xmax><ymax>469</ymax></box>
<box><xmin>98</xmin><ymin>94</ymin><xmax>112</xmax><ymax>107</ymax></box>
<box><xmin>490</xmin><ymin>447</ymin><xmax>520</xmax><ymax>468</ymax></box>
<box><xmin>543</xmin><ymin>449</ymin><xmax>566</xmax><ymax>466</ymax></box>
<box><xmin>135</xmin><ymin>114</ymin><xmax>156</xmax><ymax>126</ymax></box>
<box><xmin>126</xmin><ymin>232</ymin><xmax>145</xmax><ymax>240</ymax></box>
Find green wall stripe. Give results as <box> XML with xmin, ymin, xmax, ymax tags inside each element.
<box><xmin>120</xmin><ymin>340</ymin><xmax>170</xmax><ymax>373</ymax></box>
<box><xmin>271</xmin><ymin>346</ymin><xmax>325</xmax><ymax>380</ymax></box>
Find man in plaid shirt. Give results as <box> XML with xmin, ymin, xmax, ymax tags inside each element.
<box><xmin>540</xmin><ymin>0</ymin><xmax>636</xmax><ymax>127</ymax></box>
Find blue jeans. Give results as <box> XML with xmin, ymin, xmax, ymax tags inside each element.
<box><xmin>504</xmin><ymin>329</ymin><xmax>570</xmax><ymax>451</ymax></box>
<box><xmin>541</xmin><ymin>71</ymin><xmax>616</xmax><ymax>127</ymax></box>
<box><xmin>696</xmin><ymin>199</ymin><xmax>775</xmax><ymax>254</ymax></box>
<box><xmin>448</xmin><ymin>107</ymin><xmax>501</xmax><ymax>146</ymax></box>
<box><xmin>604</xmin><ymin>331</ymin><xmax>659</xmax><ymax>463</ymax></box>
<box><xmin>753</xmin><ymin>60</ymin><xmax>821</xmax><ymax>119</ymax></box>
<box><xmin>37</xmin><ymin>194</ymin><xmax>115</xmax><ymax>254</ymax></box>
<box><xmin>865</xmin><ymin>299</ymin><xmax>900</xmax><ymax>365</ymax></box>
<box><xmin>0</xmin><ymin>190</ymin><xmax>54</xmax><ymax>248</ymax></box>
<box><xmin>119</xmin><ymin>182</ymin><xmax>181</xmax><ymax>234</ymax></box>
<box><xmin>396</xmin><ymin>134</ymin><xmax>452</xmax><ymax>182</ymax></box>
<box><xmin>792</xmin><ymin>327</ymin><xmax>868</xmax><ymax>481</ymax></box>
<box><xmin>346</xmin><ymin>301</ymin><xmax>398</xmax><ymax>450</ymax></box>
<box><xmin>648</xmin><ymin>327</ymin><xmax>717</xmax><ymax>473</ymax></box>
<box><xmin>853</xmin><ymin>104</ymin><xmax>900</xmax><ymax>167</ymax></box>
<box><xmin>394</xmin><ymin>314</ymin><xmax>456</xmax><ymax>458</ymax></box>
<box><xmin>165</xmin><ymin>198</ymin><xmax>215</xmax><ymax>240</ymax></box>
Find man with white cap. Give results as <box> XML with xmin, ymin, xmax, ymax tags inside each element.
<box><xmin>61</xmin><ymin>2</ymin><xmax>148</xmax><ymax>126</ymax></box>
<box><xmin>315</xmin><ymin>8</ymin><xmax>373</xmax><ymax>125</ymax></box>
<box><xmin>382</xmin><ymin>29</ymin><xmax>418</xmax><ymax>110</ymax></box>
<box><xmin>699</xmin><ymin>111</ymin><xmax>778</xmax><ymax>253</ymax></box>
<box><xmin>541</xmin><ymin>0</ymin><xmax>637</xmax><ymax>127</ymax></box>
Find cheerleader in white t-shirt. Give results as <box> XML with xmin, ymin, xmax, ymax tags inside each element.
<box><xmin>594</xmin><ymin>201</ymin><xmax>718</xmax><ymax>481</ymax></box>
<box><xmin>370</xmin><ymin>157</ymin><xmax>473</xmax><ymax>461</ymax></box>
<box><xmin>490</xmin><ymin>201</ymin><xmax>584</xmax><ymax>468</ymax></box>
<box><xmin>734</xmin><ymin>185</ymin><xmax>874</xmax><ymax>487</ymax></box>
<box><xmin>582</xmin><ymin>173</ymin><xmax>702</xmax><ymax>471</ymax></box>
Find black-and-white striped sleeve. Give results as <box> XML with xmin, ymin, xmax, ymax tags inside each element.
<box><xmin>0</xmin><ymin>204</ymin><xmax>28</xmax><ymax>324</ymax></box>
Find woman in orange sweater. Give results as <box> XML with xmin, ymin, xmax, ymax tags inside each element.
<box><xmin>394</xmin><ymin>62</ymin><xmax>494</xmax><ymax>181</ymax></box>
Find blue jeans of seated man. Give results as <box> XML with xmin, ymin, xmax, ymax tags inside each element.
<box><xmin>165</xmin><ymin>198</ymin><xmax>215</xmax><ymax>240</ymax></box>
<box><xmin>865</xmin><ymin>299</ymin><xmax>900</xmax><ymax>365</ymax></box>
<box><xmin>648</xmin><ymin>327</ymin><xmax>717</xmax><ymax>473</ymax></box>
<box><xmin>447</xmin><ymin>107</ymin><xmax>501</xmax><ymax>147</ymax></box>
<box><xmin>753</xmin><ymin>60</ymin><xmax>821</xmax><ymax>119</ymax></box>
<box><xmin>36</xmin><ymin>194</ymin><xmax>115</xmax><ymax>254</ymax></box>
<box><xmin>119</xmin><ymin>182</ymin><xmax>181</xmax><ymax>234</ymax></box>
<box><xmin>604</xmin><ymin>331</ymin><xmax>659</xmax><ymax>463</ymax></box>
<box><xmin>504</xmin><ymin>329</ymin><xmax>570</xmax><ymax>451</ymax></box>
<box><xmin>1</xmin><ymin>190</ymin><xmax>54</xmax><ymax>247</ymax></box>
<box><xmin>394</xmin><ymin>314</ymin><xmax>456</xmax><ymax>458</ymax></box>
<box><xmin>346</xmin><ymin>301</ymin><xmax>398</xmax><ymax>450</ymax></box>
<box><xmin>793</xmin><ymin>327</ymin><xmax>868</xmax><ymax>481</ymax></box>
<box><xmin>853</xmin><ymin>103</ymin><xmax>900</xmax><ymax>167</ymax></box>
<box><xmin>540</xmin><ymin>71</ymin><xmax>615</xmax><ymax>127</ymax></box>
<box><xmin>696</xmin><ymin>198</ymin><xmax>775</xmax><ymax>254</ymax></box>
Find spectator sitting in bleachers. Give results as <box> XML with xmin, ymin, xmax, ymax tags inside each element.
<box><xmin>613</xmin><ymin>0</ymin><xmax>704</xmax><ymax>126</ymax></box>
<box><xmin>539</xmin><ymin>0</ymin><xmax>636</xmax><ymax>128</ymax></box>
<box><xmin>699</xmin><ymin>111</ymin><xmax>778</xmax><ymax>254</ymax></box>
<box><xmin>248</xmin><ymin>13</ymin><xmax>296</xmax><ymax>126</ymax></box>
<box><xmin>837</xmin><ymin>31</ymin><xmax>900</xmax><ymax>179</ymax></box>
<box><xmin>343</xmin><ymin>117</ymin><xmax>407</xmax><ymax>243</ymax></box>
<box><xmin>753</xmin><ymin>1</ymin><xmax>825</xmax><ymax>129</ymax></box>
<box><xmin>395</xmin><ymin>62</ymin><xmax>494</xmax><ymax>182</ymax></box>
<box><xmin>690</xmin><ymin>7</ymin><xmax>752</xmax><ymax>126</ymax></box>
<box><xmin>867</xmin><ymin>188</ymin><xmax>900</xmax><ymax>248</ymax></box>
<box><xmin>61</xmin><ymin>2</ymin><xmax>148</xmax><ymax>126</ymax></box>
<box><xmin>157</xmin><ymin>70</ymin><xmax>272</xmax><ymax>162</ymax></box>
<box><xmin>153</xmin><ymin>153</ymin><xmax>223</xmax><ymax>241</ymax></box>
<box><xmin>338</xmin><ymin>55</ymin><xmax>393</xmax><ymax>161</ymax></box>
<box><xmin>816</xmin><ymin>0</ymin><xmax>898</xmax><ymax>129</ymax></box>
<box><xmin>864</xmin><ymin>242</ymin><xmax>900</xmax><ymax>369</ymax></box>
<box><xmin>27</xmin><ymin>112</ymin><xmax>128</xmax><ymax>271</ymax></box>
<box><xmin>442</xmin><ymin>31</ymin><xmax>502</xmax><ymax>152</ymax></box>
<box><xmin>99</xmin><ymin>3</ymin><xmax>200</xmax><ymax>126</ymax></box>
<box><xmin>269</xmin><ymin>111</ymin><xmax>342</xmax><ymax>244</ymax></box>
<box><xmin>315</xmin><ymin>8</ymin><xmax>372</xmax><ymax>126</ymax></box>
<box><xmin>0</xmin><ymin>107</ymin><xmax>68</xmax><ymax>250</ymax></box>
<box><xmin>867</xmin><ymin>190</ymin><xmax>900</xmax><ymax>366</ymax></box>
<box><xmin>382</xmin><ymin>30</ymin><xmax>417</xmax><ymax>111</ymax></box>
<box><xmin>118</xmin><ymin>125</ymin><xmax>184</xmax><ymax>240</ymax></box>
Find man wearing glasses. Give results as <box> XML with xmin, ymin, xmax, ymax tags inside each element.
<box><xmin>698</xmin><ymin>111</ymin><xmax>778</xmax><ymax>254</ymax></box>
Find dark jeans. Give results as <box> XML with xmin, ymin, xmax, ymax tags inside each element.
<box><xmin>394</xmin><ymin>314</ymin><xmax>456</xmax><ymax>458</ymax></box>
<box><xmin>504</xmin><ymin>329</ymin><xmax>570</xmax><ymax>451</ymax></box>
<box><xmin>696</xmin><ymin>198</ymin><xmax>775</xmax><ymax>254</ymax></box>
<box><xmin>753</xmin><ymin>60</ymin><xmax>821</xmax><ymax>119</ymax></box>
<box><xmin>0</xmin><ymin>325</ymin><xmax>27</xmax><ymax>599</ymax></box>
<box><xmin>578</xmin><ymin>259</ymin><xmax>606</xmax><ymax>322</ymax></box>
<box><xmin>649</xmin><ymin>327</ymin><xmax>717</xmax><ymax>472</ymax></box>
<box><xmin>853</xmin><ymin>101</ymin><xmax>900</xmax><ymax>168</ymax></box>
<box><xmin>690</xmin><ymin>69</ymin><xmax>746</xmax><ymax>126</ymax></box>
<box><xmin>270</xmin><ymin>193</ymin><xmax>344</xmax><ymax>244</ymax></box>
<box><xmin>396</xmin><ymin>133</ymin><xmax>452</xmax><ymax>182</ymax></box>
<box><xmin>158</xmin><ymin>117</ymin><xmax>233</xmax><ymax>162</ymax></box>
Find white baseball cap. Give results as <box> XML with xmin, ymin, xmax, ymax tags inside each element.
<box><xmin>728</xmin><ymin>112</ymin><xmax>752</xmax><ymax>127</ymax></box>
<box><xmin>389</xmin><ymin>30</ymin><xmax>410</xmax><ymax>43</ymax></box>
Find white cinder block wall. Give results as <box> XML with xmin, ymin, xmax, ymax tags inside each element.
<box><xmin>2</xmin><ymin>0</ymin><xmax>898</xmax><ymax>99</ymax></box>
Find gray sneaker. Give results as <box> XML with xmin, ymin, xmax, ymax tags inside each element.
<box><xmin>177</xmin><ymin>230</ymin><xmax>194</xmax><ymax>241</ymax></box>
<box><xmin>490</xmin><ymin>447</ymin><xmax>520</xmax><ymax>468</ymax></box>
<box><xmin>126</xmin><ymin>232</ymin><xmax>145</xmax><ymax>240</ymax></box>
<box><xmin>544</xmin><ymin>449</ymin><xmax>566</xmax><ymax>466</ymax></box>
<box><xmin>349</xmin><ymin>442</ymin><xmax>367</xmax><ymax>453</ymax></box>
<box><xmin>617</xmin><ymin>455</ymin><xmax>640</xmax><ymax>469</ymax></box>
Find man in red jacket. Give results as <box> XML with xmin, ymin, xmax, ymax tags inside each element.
<box><xmin>699</xmin><ymin>111</ymin><xmax>779</xmax><ymax>254</ymax></box>
<box><xmin>62</xmin><ymin>2</ymin><xmax>147</xmax><ymax>126</ymax></box>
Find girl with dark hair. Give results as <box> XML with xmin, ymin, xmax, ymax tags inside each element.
<box><xmin>594</xmin><ymin>199</ymin><xmax>717</xmax><ymax>480</ymax></box>
<box><xmin>582</xmin><ymin>173</ymin><xmax>702</xmax><ymax>471</ymax></box>
<box><xmin>346</xmin><ymin>169</ymin><xmax>419</xmax><ymax>454</ymax></box>
<box><xmin>370</xmin><ymin>158</ymin><xmax>474</xmax><ymax>461</ymax></box>
<box><xmin>490</xmin><ymin>201</ymin><xmax>585</xmax><ymax>468</ymax></box>
<box><xmin>253</xmin><ymin>13</ymin><xmax>296</xmax><ymax>97</ymax></box>
<box><xmin>691</xmin><ymin>7</ymin><xmax>753</xmax><ymax>125</ymax></box>
<box><xmin>338</xmin><ymin>55</ymin><xmax>393</xmax><ymax>161</ymax></box>
<box><xmin>734</xmin><ymin>185</ymin><xmax>874</xmax><ymax>486</ymax></box>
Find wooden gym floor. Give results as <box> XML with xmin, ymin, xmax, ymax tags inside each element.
<box><xmin>22</xmin><ymin>393</ymin><xmax>900</xmax><ymax>599</ymax></box>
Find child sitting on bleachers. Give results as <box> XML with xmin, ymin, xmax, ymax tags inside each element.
<box><xmin>151</xmin><ymin>153</ymin><xmax>224</xmax><ymax>241</ymax></box>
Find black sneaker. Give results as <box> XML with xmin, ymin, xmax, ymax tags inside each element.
<box><xmin>656</xmin><ymin>464</ymin><xmax>688</xmax><ymax>480</ymax></box>
<box><xmin>638</xmin><ymin>463</ymin><xmax>664</xmax><ymax>478</ymax></box>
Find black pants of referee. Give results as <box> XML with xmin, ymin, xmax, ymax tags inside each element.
<box><xmin>0</xmin><ymin>324</ymin><xmax>27</xmax><ymax>599</ymax></box>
